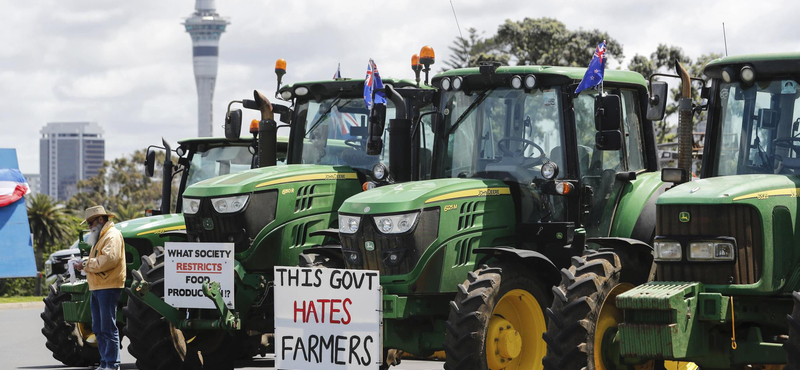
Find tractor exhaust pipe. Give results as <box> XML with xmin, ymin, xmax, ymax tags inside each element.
<box><xmin>385</xmin><ymin>85</ymin><xmax>411</xmax><ymax>183</ymax></box>
<box><xmin>254</xmin><ymin>90</ymin><xmax>277</xmax><ymax>168</ymax></box>
<box><xmin>675</xmin><ymin>61</ymin><xmax>693</xmax><ymax>175</ymax></box>
<box><xmin>160</xmin><ymin>138</ymin><xmax>173</xmax><ymax>215</ymax></box>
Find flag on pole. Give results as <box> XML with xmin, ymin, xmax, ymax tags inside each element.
<box><xmin>0</xmin><ymin>169</ymin><xmax>30</xmax><ymax>208</ymax></box>
<box><xmin>333</xmin><ymin>63</ymin><xmax>341</xmax><ymax>79</ymax></box>
<box><xmin>364</xmin><ymin>58</ymin><xmax>386</xmax><ymax>111</ymax></box>
<box><xmin>575</xmin><ymin>41</ymin><xmax>607</xmax><ymax>94</ymax></box>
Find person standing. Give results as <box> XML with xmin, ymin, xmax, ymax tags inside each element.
<box><xmin>73</xmin><ymin>206</ymin><xmax>126</xmax><ymax>370</ymax></box>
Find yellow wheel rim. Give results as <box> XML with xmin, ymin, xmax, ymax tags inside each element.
<box><xmin>594</xmin><ymin>283</ymin><xmax>634</xmax><ymax>370</ymax></box>
<box><xmin>594</xmin><ymin>283</ymin><xmax>699</xmax><ymax>370</ymax></box>
<box><xmin>485</xmin><ymin>289</ymin><xmax>546</xmax><ymax>370</ymax></box>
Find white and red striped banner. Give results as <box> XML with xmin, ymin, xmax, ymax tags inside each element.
<box><xmin>0</xmin><ymin>169</ymin><xmax>30</xmax><ymax>207</ymax></box>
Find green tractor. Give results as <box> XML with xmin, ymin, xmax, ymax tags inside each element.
<box><xmin>328</xmin><ymin>62</ymin><xmax>670</xmax><ymax>370</ymax></box>
<box><xmin>123</xmin><ymin>74</ymin><xmax>436</xmax><ymax>370</ymax></box>
<box><xmin>544</xmin><ymin>53</ymin><xmax>800</xmax><ymax>369</ymax></box>
<box><xmin>40</xmin><ymin>127</ymin><xmax>289</xmax><ymax>366</ymax></box>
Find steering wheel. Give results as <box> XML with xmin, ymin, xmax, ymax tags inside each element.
<box><xmin>345</xmin><ymin>138</ymin><xmax>365</xmax><ymax>149</ymax></box>
<box><xmin>773</xmin><ymin>137</ymin><xmax>800</xmax><ymax>155</ymax></box>
<box><xmin>496</xmin><ymin>137</ymin><xmax>545</xmax><ymax>158</ymax></box>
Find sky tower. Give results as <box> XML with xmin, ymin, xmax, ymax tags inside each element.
<box><xmin>184</xmin><ymin>0</ymin><xmax>229</xmax><ymax>137</ymax></box>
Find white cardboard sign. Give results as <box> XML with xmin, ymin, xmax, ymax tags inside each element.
<box><xmin>164</xmin><ymin>242</ymin><xmax>234</xmax><ymax>309</ymax></box>
<box><xmin>274</xmin><ymin>266</ymin><xmax>381</xmax><ymax>370</ymax></box>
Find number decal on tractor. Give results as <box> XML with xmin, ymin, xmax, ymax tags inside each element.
<box><xmin>443</xmin><ymin>204</ymin><xmax>458</xmax><ymax>212</ymax></box>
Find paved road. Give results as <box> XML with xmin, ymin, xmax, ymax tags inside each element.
<box><xmin>0</xmin><ymin>304</ymin><xmax>443</xmax><ymax>370</ymax></box>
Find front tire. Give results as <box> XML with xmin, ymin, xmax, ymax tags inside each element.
<box><xmin>123</xmin><ymin>247</ymin><xmax>201</xmax><ymax>370</ymax></box>
<box><xmin>786</xmin><ymin>291</ymin><xmax>800</xmax><ymax>370</ymax></box>
<box><xmin>40</xmin><ymin>275</ymin><xmax>101</xmax><ymax>367</ymax></box>
<box><xmin>444</xmin><ymin>263</ymin><xmax>551</xmax><ymax>370</ymax></box>
<box><xmin>542</xmin><ymin>250</ymin><xmax>690</xmax><ymax>370</ymax></box>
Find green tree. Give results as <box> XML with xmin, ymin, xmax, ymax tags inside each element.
<box><xmin>67</xmin><ymin>149</ymin><xmax>176</xmax><ymax>214</ymax></box>
<box><xmin>445</xmin><ymin>27</ymin><xmax>509</xmax><ymax>70</ymax></box>
<box><xmin>26</xmin><ymin>193</ymin><xmax>78</xmax><ymax>295</ymax></box>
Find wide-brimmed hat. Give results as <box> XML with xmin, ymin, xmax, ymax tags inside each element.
<box><xmin>81</xmin><ymin>205</ymin><xmax>116</xmax><ymax>225</ymax></box>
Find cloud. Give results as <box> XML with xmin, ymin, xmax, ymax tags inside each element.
<box><xmin>1</xmin><ymin>0</ymin><xmax>799</xmax><ymax>174</ymax></box>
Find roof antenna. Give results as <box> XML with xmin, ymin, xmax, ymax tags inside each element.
<box><xmin>722</xmin><ymin>22</ymin><xmax>729</xmax><ymax>56</ymax></box>
<box><xmin>450</xmin><ymin>0</ymin><xmax>464</xmax><ymax>40</ymax></box>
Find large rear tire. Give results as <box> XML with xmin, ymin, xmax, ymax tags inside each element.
<box><xmin>444</xmin><ymin>263</ymin><xmax>551</xmax><ymax>370</ymax></box>
<box><xmin>123</xmin><ymin>247</ymin><xmax>201</xmax><ymax>370</ymax></box>
<box><xmin>542</xmin><ymin>250</ymin><xmax>693</xmax><ymax>370</ymax></box>
<box><xmin>786</xmin><ymin>291</ymin><xmax>800</xmax><ymax>370</ymax></box>
<box><xmin>40</xmin><ymin>275</ymin><xmax>101</xmax><ymax>367</ymax></box>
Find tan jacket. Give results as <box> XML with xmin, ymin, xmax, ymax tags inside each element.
<box><xmin>84</xmin><ymin>221</ymin><xmax>126</xmax><ymax>290</ymax></box>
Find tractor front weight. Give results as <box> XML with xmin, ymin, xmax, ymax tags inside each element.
<box><xmin>616</xmin><ymin>282</ymin><xmax>791</xmax><ymax>367</ymax></box>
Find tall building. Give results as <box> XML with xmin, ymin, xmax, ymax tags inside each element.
<box><xmin>184</xmin><ymin>0</ymin><xmax>229</xmax><ymax>137</ymax></box>
<box><xmin>39</xmin><ymin>122</ymin><xmax>105</xmax><ymax>201</ymax></box>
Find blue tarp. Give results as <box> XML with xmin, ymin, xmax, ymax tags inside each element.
<box><xmin>0</xmin><ymin>149</ymin><xmax>37</xmax><ymax>278</ymax></box>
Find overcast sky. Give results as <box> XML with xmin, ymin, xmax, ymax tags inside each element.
<box><xmin>2</xmin><ymin>0</ymin><xmax>798</xmax><ymax>174</ymax></box>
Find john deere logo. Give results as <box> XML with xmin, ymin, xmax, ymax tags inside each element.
<box><xmin>679</xmin><ymin>212</ymin><xmax>691</xmax><ymax>223</ymax></box>
<box><xmin>365</xmin><ymin>241</ymin><xmax>375</xmax><ymax>251</ymax></box>
<box><xmin>203</xmin><ymin>218</ymin><xmax>214</xmax><ymax>230</ymax></box>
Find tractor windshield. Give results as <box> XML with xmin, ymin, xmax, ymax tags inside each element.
<box><xmin>435</xmin><ymin>87</ymin><xmax>566</xmax><ymax>184</ymax></box>
<box><xmin>186</xmin><ymin>145</ymin><xmax>258</xmax><ymax>186</ymax></box>
<box><xmin>296</xmin><ymin>97</ymin><xmax>396</xmax><ymax>173</ymax></box>
<box><xmin>713</xmin><ymin>78</ymin><xmax>800</xmax><ymax>175</ymax></box>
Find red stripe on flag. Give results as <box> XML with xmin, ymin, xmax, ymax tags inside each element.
<box><xmin>0</xmin><ymin>184</ymin><xmax>27</xmax><ymax>208</ymax></box>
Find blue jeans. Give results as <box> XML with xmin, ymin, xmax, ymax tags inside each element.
<box><xmin>91</xmin><ymin>288</ymin><xmax>122</xmax><ymax>369</ymax></box>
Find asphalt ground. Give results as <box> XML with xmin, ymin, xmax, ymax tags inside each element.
<box><xmin>0</xmin><ymin>302</ymin><xmax>444</xmax><ymax>370</ymax></box>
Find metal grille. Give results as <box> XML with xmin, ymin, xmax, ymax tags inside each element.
<box><xmin>185</xmin><ymin>191</ymin><xmax>277</xmax><ymax>253</ymax></box>
<box><xmin>656</xmin><ymin>204</ymin><xmax>763</xmax><ymax>284</ymax></box>
<box><xmin>341</xmin><ymin>209</ymin><xmax>439</xmax><ymax>276</ymax></box>
<box><xmin>458</xmin><ymin>201</ymin><xmax>484</xmax><ymax>231</ymax></box>
<box><xmin>295</xmin><ymin>185</ymin><xmax>314</xmax><ymax>212</ymax></box>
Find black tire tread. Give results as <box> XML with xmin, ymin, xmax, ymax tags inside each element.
<box><xmin>40</xmin><ymin>275</ymin><xmax>101</xmax><ymax>367</ymax></box>
<box><xmin>786</xmin><ymin>291</ymin><xmax>800</xmax><ymax>370</ymax></box>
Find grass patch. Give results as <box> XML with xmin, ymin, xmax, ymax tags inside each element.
<box><xmin>0</xmin><ymin>296</ymin><xmax>44</xmax><ymax>304</ymax></box>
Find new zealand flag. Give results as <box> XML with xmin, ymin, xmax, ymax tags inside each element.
<box><xmin>364</xmin><ymin>58</ymin><xmax>386</xmax><ymax>111</ymax></box>
<box><xmin>575</xmin><ymin>41</ymin><xmax>607</xmax><ymax>94</ymax></box>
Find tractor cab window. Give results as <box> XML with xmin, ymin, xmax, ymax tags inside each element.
<box><xmin>296</xmin><ymin>97</ymin><xmax>397</xmax><ymax>174</ymax></box>
<box><xmin>437</xmin><ymin>86</ymin><xmax>567</xmax><ymax>223</ymax></box>
<box><xmin>713</xmin><ymin>79</ymin><xmax>800</xmax><ymax>176</ymax></box>
<box><xmin>186</xmin><ymin>145</ymin><xmax>255</xmax><ymax>187</ymax></box>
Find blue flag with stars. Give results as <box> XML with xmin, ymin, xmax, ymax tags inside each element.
<box><xmin>575</xmin><ymin>41</ymin><xmax>607</xmax><ymax>94</ymax></box>
<box><xmin>364</xmin><ymin>58</ymin><xmax>386</xmax><ymax>111</ymax></box>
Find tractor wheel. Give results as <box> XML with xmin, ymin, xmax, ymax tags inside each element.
<box><xmin>123</xmin><ymin>247</ymin><xmax>201</xmax><ymax>370</ymax></box>
<box><xmin>786</xmin><ymin>291</ymin><xmax>800</xmax><ymax>370</ymax></box>
<box><xmin>40</xmin><ymin>275</ymin><xmax>101</xmax><ymax>367</ymax></box>
<box><xmin>542</xmin><ymin>250</ymin><xmax>695</xmax><ymax>370</ymax></box>
<box><xmin>444</xmin><ymin>263</ymin><xmax>551</xmax><ymax>370</ymax></box>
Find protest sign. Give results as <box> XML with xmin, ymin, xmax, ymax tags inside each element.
<box><xmin>164</xmin><ymin>242</ymin><xmax>234</xmax><ymax>309</ymax></box>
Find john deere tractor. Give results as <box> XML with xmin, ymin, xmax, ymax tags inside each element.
<box><xmin>40</xmin><ymin>132</ymin><xmax>288</xmax><ymax>367</ymax></box>
<box><xmin>544</xmin><ymin>53</ymin><xmax>800</xmax><ymax>370</ymax></box>
<box><xmin>123</xmin><ymin>74</ymin><xmax>436</xmax><ymax>370</ymax></box>
<box><xmin>330</xmin><ymin>61</ymin><xmax>670</xmax><ymax>369</ymax></box>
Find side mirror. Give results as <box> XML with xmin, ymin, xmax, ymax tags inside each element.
<box><xmin>144</xmin><ymin>148</ymin><xmax>156</xmax><ymax>177</ymax></box>
<box><xmin>759</xmin><ymin>108</ymin><xmax>779</xmax><ymax>129</ymax></box>
<box><xmin>366</xmin><ymin>103</ymin><xmax>387</xmax><ymax>155</ymax></box>
<box><xmin>225</xmin><ymin>109</ymin><xmax>243</xmax><ymax>140</ymax></box>
<box><xmin>595</xmin><ymin>131</ymin><xmax>622</xmax><ymax>151</ymax></box>
<box><xmin>595</xmin><ymin>94</ymin><xmax>622</xmax><ymax>131</ymax></box>
<box><xmin>646</xmin><ymin>81</ymin><xmax>668</xmax><ymax>121</ymax></box>
<box><xmin>272</xmin><ymin>105</ymin><xmax>293</xmax><ymax>124</ymax></box>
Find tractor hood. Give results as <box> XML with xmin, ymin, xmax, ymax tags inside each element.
<box><xmin>339</xmin><ymin>178</ymin><xmax>510</xmax><ymax>215</ymax></box>
<box><xmin>658</xmin><ymin>174</ymin><xmax>800</xmax><ymax>206</ymax></box>
<box><xmin>116</xmin><ymin>213</ymin><xmax>186</xmax><ymax>238</ymax></box>
<box><xmin>182</xmin><ymin>164</ymin><xmax>358</xmax><ymax>197</ymax></box>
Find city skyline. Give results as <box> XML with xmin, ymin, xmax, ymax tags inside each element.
<box><xmin>39</xmin><ymin>122</ymin><xmax>105</xmax><ymax>201</ymax></box>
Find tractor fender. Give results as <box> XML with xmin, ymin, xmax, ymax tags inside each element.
<box><xmin>587</xmin><ymin>237</ymin><xmax>655</xmax><ymax>283</ymax></box>
<box><xmin>629</xmin><ymin>183</ymin><xmax>668</xmax><ymax>243</ymax></box>
<box><xmin>473</xmin><ymin>247</ymin><xmax>560</xmax><ymax>287</ymax></box>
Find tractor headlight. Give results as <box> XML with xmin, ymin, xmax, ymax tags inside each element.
<box><xmin>441</xmin><ymin>77</ymin><xmax>451</xmax><ymax>91</ymax></box>
<box><xmin>510</xmin><ymin>75</ymin><xmax>523</xmax><ymax>89</ymax></box>
<box><xmin>372</xmin><ymin>163</ymin><xmax>388</xmax><ymax>181</ymax></box>
<box><xmin>541</xmin><ymin>162</ymin><xmax>558</xmax><ymax>180</ymax></box>
<box><xmin>294</xmin><ymin>86</ymin><xmax>309</xmax><ymax>96</ymax></box>
<box><xmin>654</xmin><ymin>240</ymin><xmax>682</xmax><ymax>261</ymax></box>
<box><xmin>524</xmin><ymin>74</ymin><xmax>537</xmax><ymax>89</ymax></box>
<box><xmin>373</xmin><ymin>212</ymin><xmax>419</xmax><ymax>234</ymax></box>
<box><xmin>211</xmin><ymin>194</ymin><xmax>249</xmax><ymax>214</ymax></box>
<box><xmin>452</xmin><ymin>76</ymin><xmax>463</xmax><ymax>91</ymax></box>
<box><xmin>338</xmin><ymin>214</ymin><xmax>361</xmax><ymax>234</ymax></box>
<box><xmin>688</xmin><ymin>241</ymin><xmax>735</xmax><ymax>261</ymax></box>
<box><xmin>740</xmin><ymin>65</ymin><xmax>756</xmax><ymax>83</ymax></box>
<box><xmin>183</xmin><ymin>198</ymin><xmax>201</xmax><ymax>214</ymax></box>
<box><xmin>280</xmin><ymin>90</ymin><xmax>293</xmax><ymax>100</ymax></box>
